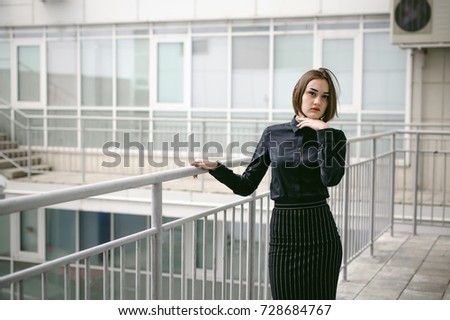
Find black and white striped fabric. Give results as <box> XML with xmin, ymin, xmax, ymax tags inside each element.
<box><xmin>268</xmin><ymin>200</ymin><xmax>342</xmax><ymax>300</ymax></box>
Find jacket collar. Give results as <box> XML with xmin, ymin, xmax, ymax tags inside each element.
<box><xmin>290</xmin><ymin>115</ymin><xmax>300</xmax><ymax>133</ymax></box>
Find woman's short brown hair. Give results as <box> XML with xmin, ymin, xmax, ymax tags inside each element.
<box><xmin>292</xmin><ymin>67</ymin><xmax>340</xmax><ymax>122</ymax></box>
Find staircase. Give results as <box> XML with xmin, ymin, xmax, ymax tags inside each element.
<box><xmin>0</xmin><ymin>132</ymin><xmax>52</xmax><ymax>179</ymax></box>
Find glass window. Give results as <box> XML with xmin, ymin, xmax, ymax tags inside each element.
<box><xmin>117</xmin><ymin>111</ymin><xmax>150</xmax><ymax>146</ymax></box>
<box><xmin>363</xmin><ymin>33</ymin><xmax>406</xmax><ymax>110</ymax></box>
<box><xmin>48</xmin><ymin>110</ymin><xmax>77</xmax><ymax>147</ymax></box>
<box><xmin>46</xmin><ymin>26</ymin><xmax>77</xmax><ymax>38</ymax></box>
<box><xmin>47</xmin><ymin>40</ymin><xmax>77</xmax><ymax>106</ymax></box>
<box><xmin>195</xmin><ymin>219</ymin><xmax>212</xmax><ymax>268</ymax></box>
<box><xmin>192</xmin><ymin>37</ymin><xmax>228</xmax><ymax>109</ymax></box>
<box><xmin>162</xmin><ymin>217</ymin><xmax>182</xmax><ymax>274</ymax></box>
<box><xmin>318</xmin><ymin>22</ymin><xmax>359</xmax><ymax>30</ymax></box>
<box><xmin>116</xmin><ymin>23</ymin><xmax>149</xmax><ymax>36</ymax></box>
<box><xmin>157</xmin><ymin>42</ymin><xmax>184</xmax><ymax>103</ymax></box>
<box><xmin>80</xmin><ymin>25</ymin><xmax>112</xmax><ymax>37</ymax></box>
<box><xmin>274</xmin><ymin>19</ymin><xmax>314</xmax><ymax>31</ymax></box>
<box><xmin>192</xmin><ymin>120</ymin><xmax>227</xmax><ymax>153</ymax></box>
<box><xmin>46</xmin><ymin>209</ymin><xmax>76</xmax><ymax>260</ymax></box>
<box><xmin>0</xmin><ymin>42</ymin><xmax>10</xmax><ymax>104</ymax></box>
<box><xmin>79</xmin><ymin>211</ymin><xmax>111</xmax><ymax>266</ymax></box>
<box><xmin>113</xmin><ymin>214</ymin><xmax>148</xmax><ymax>270</ymax></box>
<box><xmin>20</xmin><ymin>209</ymin><xmax>38</xmax><ymax>252</ymax></box>
<box><xmin>232</xmin><ymin>36</ymin><xmax>270</xmax><ymax>109</ymax></box>
<box><xmin>273</xmin><ymin>34</ymin><xmax>313</xmax><ymax>110</ymax></box>
<box><xmin>0</xmin><ymin>214</ymin><xmax>10</xmax><ymax>256</ymax></box>
<box><xmin>17</xmin><ymin>45</ymin><xmax>40</xmax><ymax>102</ymax></box>
<box><xmin>117</xmin><ymin>39</ymin><xmax>149</xmax><ymax>107</ymax></box>
<box><xmin>322</xmin><ymin>39</ymin><xmax>354</xmax><ymax>105</ymax></box>
<box><xmin>13</xmin><ymin>28</ymin><xmax>43</xmax><ymax>38</ymax></box>
<box><xmin>14</xmin><ymin>109</ymin><xmax>44</xmax><ymax>146</ymax></box>
<box><xmin>13</xmin><ymin>261</ymin><xmax>41</xmax><ymax>299</ymax></box>
<box><xmin>81</xmin><ymin>39</ymin><xmax>113</xmax><ymax>106</ymax></box>
<box><xmin>81</xmin><ymin>110</ymin><xmax>112</xmax><ymax>148</ymax></box>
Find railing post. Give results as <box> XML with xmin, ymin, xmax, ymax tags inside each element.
<box><xmin>151</xmin><ymin>182</ymin><xmax>163</xmax><ymax>300</ymax></box>
<box><xmin>10</xmin><ymin>107</ymin><xmax>16</xmax><ymax>142</ymax></box>
<box><xmin>412</xmin><ymin>133</ymin><xmax>420</xmax><ymax>235</ymax></box>
<box><xmin>81</xmin><ymin>120</ymin><xmax>86</xmax><ymax>184</ymax></box>
<box><xmin>342</xmin><ymin>143</ymin><xmax>351</xmax><ymax>281</ymax></box>
<box><xmin>139</xmin><ymin>120</ymin><xmax>144</xmax><ymax>175</ymax></box>
<box><xmin>0</xmin><ymin>175</ymin><xmax>6</xmax><ymax>199</ymax></box>
<box><xmin>26</xmin><ymin>118</ymin><xmax>31</xmax><ymax>179</ymax></box>
<box><xmin>390</xmin><ymin>133</ymin><xmax>396</xmax><ymax>236</ymax></box>
<box><xmin>370</xmin><ymin>138</ymin><xmax>377</xmax><ymax>256</ymax></box>
<box><xmin>246</xmin><ymin>192</ymin><xmax>256</xmax><ymax>300</ymax></box>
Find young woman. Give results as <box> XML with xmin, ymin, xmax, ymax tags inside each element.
<box><xmin>192</xmin><ymin>68</ymin><xmax>347</xmax><ymax>300</ymax></box>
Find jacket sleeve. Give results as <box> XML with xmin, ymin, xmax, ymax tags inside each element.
<box><xmin>209</xmin><ymin>128</ymin><xmax>271</xmax><ymax>196</ymax></box>
<box><xmin>316</xmin><ymin>128</ymin><xmax>347</xmax><ymax>187</ymax></box>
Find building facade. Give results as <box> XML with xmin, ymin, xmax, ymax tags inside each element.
<box><xmin>0</xmin><ymin>0</ymin><xmax>449</xmax><ymax>299</ymax></box>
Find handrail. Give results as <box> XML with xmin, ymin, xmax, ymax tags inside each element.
<box><xmin>0</xmin><ymin>157</ymin><xmax>250</xmax><ymax>216</ymax></box>
<box><xmin>0</xmin><ymin>98</ymin><xmax>32</xmax><ymax>130</ymax></box>
<box><xmin>2</xmin><ymin>101</ymin><xmax>450</xmax><ymax>128</ymax></box>
<box><xmin>0</xmin><ymin>222</ymin><xmax>159</xmax><ymax>287</ymax></box>
<box><xmin>0</xmin><ymin>150</ymin><xmax>40</xmax><ymax>173</ymax></box>
<box><xmin>0</xmin><ymin>100</ymin><xmax>34</xmax><ymax>178</ymax></box>
<box><xmin>0</xmin><ymin>191</ymin><xmax>265</xmax><ymax>288</ymax></box>
<box><xmin>1</xmin><ymin>129</ymin><xmax>450</xmax><ymax>299</ymax></box>
<box><xmin>2</xmin><ymin>129</ymin><xmax>450</xmax><ymax>217</ymax></box>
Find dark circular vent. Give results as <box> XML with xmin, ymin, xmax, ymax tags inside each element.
<box><xmin>395</xmin><ymin>0</ymin><xmax>432</xmax><ymax>32</ymax></box>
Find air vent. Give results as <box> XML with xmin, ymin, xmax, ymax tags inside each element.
<box><xmin>391</xmin><ymin>0</ymin><xmax>450</xmax><ymax>47</ymax></box>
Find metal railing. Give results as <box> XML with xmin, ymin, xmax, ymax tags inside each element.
<box><xmin>394</xmin><ymin>131</ymin><xmax>450</xmax><ymax>233</ymax></box>
<box><xmin>2</xmin><ymin>103</ymin><xmax>450</xmax><ymax>183</ymax></box>
<box><xmin>1</xmin><ymin>130</ymin><xmax>450</xmax><ymax>299</ymax></box>
<box><xmin>0</xmin><ymin>102</ymin><xmax>35</xmax><ymax>178</ymax></box>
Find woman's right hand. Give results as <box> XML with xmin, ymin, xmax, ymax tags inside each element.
<box><xmin>191</xmin><ymin>159</ymin><xmax>219</xmax><ymax>178</ymax></box>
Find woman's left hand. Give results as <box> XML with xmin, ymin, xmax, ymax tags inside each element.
<box><xmin>191</xmin><ymin>159</ymin><xmax>219</xmax><ymax>179</ymax></box>
<box><xmin>295</xmin><ymin>116</ymin><xmax>329</xmax><ymax>131</ymax></box>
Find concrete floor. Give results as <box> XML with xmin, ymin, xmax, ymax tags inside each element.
<box><xmin>337</xmin><ymin>232</ymin><xmax>450</xmax><ymax>300</ymax></box>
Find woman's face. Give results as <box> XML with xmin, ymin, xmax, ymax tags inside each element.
<box><xmin>300</xmin><ymin>79</ymin><xmax>329</xmax><ymax>119</ymax></box>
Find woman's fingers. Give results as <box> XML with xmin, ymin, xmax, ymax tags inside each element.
<box><xmin>191</xmin><ymin>159</ymin><xmax>206</xmax><ymax>168</ymax></box>
<box><xmin>295</xmin><ymin>116</ymin><xmax>329</xmax><ymax>130</ymax></box>
<box><xmin>191</xmin><ymin>159</ymin><xmax>218</xmax><ymax>171</ymax></box>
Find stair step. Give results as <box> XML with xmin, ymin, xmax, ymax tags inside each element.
<box><xmin>0</xmin><ymin>140</ymin><xmax>18</xmax><ymax>150</ymax></box>
<box><xmin>0</xmin><ymin>164</ymin><xmax>52</xmax><ymax>179</ymax></box>
<box><xmin>0</xmin><ymin>155</ymin><xmax>42</xmax><ymax>169</ymax></box>
<box><xmin>0</xmin><ymin>148</ymin><xmax>29</xmax><ymax>158</ymax></box>
<box><xmin>0</xmin><ymin>133</ymin><xmax>52</xmax><ymax>180</ymax></box>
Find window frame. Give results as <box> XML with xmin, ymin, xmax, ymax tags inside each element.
<box><xmin>150</xmin><ymin>36</ymin><xmax>191</xmax><ymax>110</ymax></box>
<box><xmin>11</xmin><ymin>39</ymin><xmax>46</xmax><ymax>109</ymax></box>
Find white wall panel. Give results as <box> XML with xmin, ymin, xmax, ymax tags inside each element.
<box><xmin>194</xmin><ymin>0</ymin><xmax>256</xmax><ymax>20</ymax></box>
<box><xmin>0</xmin><ymin>0</ymin><xmax>391</xmax><ymax>26</ymax></box>
<box><xmin>321</xmin><ymin>0</ymin><xmax>390</xmax><ymax>15</ymax></box>
<box><xmin>257</xmin><ymin>0</ymin><xmax>321</xmax><ymax>18</ymax></box>
<box><xmin>0</xmin><ymin>0</ymin><xmax>32</xmax><ymax>26</ymax></box>
<box><xmin>34</xmin><ymin>0</ymin><xmax>83</xmax><ymax>25</ymax></box>
<box><xmin>85</xmin><ymin>0</ymin><xmax>138</xmax><ymax>23</ymax></box>
<box><xmin>139</xmin><ymin>0</ymin><xmax>195</xmax><ymax>21</ymax></box>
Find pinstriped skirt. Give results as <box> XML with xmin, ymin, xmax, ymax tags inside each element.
<box><xmin>268</xmin><ymin>200</ymin><xmax>342</xmax><ymax>300</ymax></box>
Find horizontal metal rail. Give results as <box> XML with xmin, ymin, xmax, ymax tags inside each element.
<box><xmin>0</xmin><ymin>221</ymin><xmax>159</xmax><ymax>288</ymax></box>
<box><xmin>0</xmin><ymin>157</ymin><xmax>250</xmax><ymax>216</ymax></box>
<box><xmin>1</xmin><ymin>130</ymin><xmax>450</xmax><ymax>299</ymax></box>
